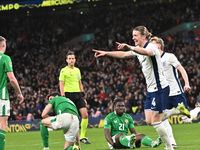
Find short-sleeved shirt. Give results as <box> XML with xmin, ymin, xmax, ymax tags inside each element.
<box><xmin>48</xmin><ymin>96</ymin><xmax>80</xmax><ymax>119</ymax></box>
<box><xmin>104</xmin><ymin>112</ymin><xmax>134</xmax><ymax>137</ymax></box>
<box><xmin>0</xmin><ymin>52</ymin><xmax>13</xmax><ymax>100</ymax></box>
<box><xmin>161</xmin><ymin>52</ymin><xmax>183</xmax><ymax>96</ymax></box>
<box><xmin>130</xmin><ymin>42</ymin><xmax>168</xmax><ymax>92</ymax></box>
<box><xmin>59</xmin><ymin>66</ymin><xmax>81</xmax><ymax>92</ymax></box>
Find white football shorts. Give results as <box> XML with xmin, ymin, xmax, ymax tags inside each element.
<box><xmin>51</xmin><ymin>113</ymin><xmax>79</xmax><ymax>142</ymax></box>
<box><xmin>0</xmin><ymin>99</ymin><xmax>10</xmax><ymax>116</ymax></box>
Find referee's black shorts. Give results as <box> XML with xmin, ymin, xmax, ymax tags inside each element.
<box><xmin>65</xmin><ymin>92</ymin><xmax>86</xmax><ymax>110</ymax></box>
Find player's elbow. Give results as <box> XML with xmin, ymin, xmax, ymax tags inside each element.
<box><xmin>41</xmin><ymin>113</ymin><xmax>47</xmax><ymax>118</ymax></box>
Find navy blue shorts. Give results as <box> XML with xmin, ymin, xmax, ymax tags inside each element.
<box><xmin>166</xmin><ymin>93</ymin><xmax>189</xmax><ymax>110</ymax></box>
<box><xmin>145</xmin><ymin>86</ymin><xmax>169</xmax><ymax>113</ymax></box>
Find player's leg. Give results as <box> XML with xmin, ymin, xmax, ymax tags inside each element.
<box><xmin>0</xmin><ymin>100</ymin><xmax>10</xmax><ymax>150</ymax></box>
<box><xmin>135</xmin><ymin>133</ymin><xmax>162</xmax><ymax>148</ymax></box>
<box><xmin>151</xmin><ymin>87</ymin><xmax>173</xmax><ymax>150</ymax></box>
<box><xmin>0</xmin><ymin>116</ymin><xmax>8</xmax><ymax>150</ymax></box>
<box><xmin>40</xmin><ymin>117</ymin><xmax>52</xmax><ymax>150</ymax></box>
<box><xmin>162</xmin><ymin>95</ymin><xmax>190</xmax><ymax>120</ymax></box>
<box><xmin>78</xmin><ymin>96</ymin><xmax>91</xmax><ymax>144</ymax></box>
<box><xmin>162</xmin><ymin>119</ymin><xmax>177</xmax><ymax>148</ymax></box>
<box><xmin>63</xmin><ymin>114</ymin><xmax>79</xmax><ymax>150</ymax></box>
<box><xmin>115</xmin><ymin>132</ymin><xmax>136</xmax><ymax>149</ymax></box>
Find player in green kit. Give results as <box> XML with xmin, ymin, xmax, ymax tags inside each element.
<box><xmin>59</xmin><ymin>51</ymin><xmax>90</xmax><ymax>144</ymax></box>
<box><xmin>104</xmin><ymin>98</ymin><xmax>161</xmax><ymax>149</ymax></box>
<box><xmin>40</xmin><ymin>92</ymin><xmax>81</xmax><ymax>150</ymax></box>
<box><xmin>0</xmin><ymin>36</ymin><xmax>24</xmax><ymax>150</ymax></box>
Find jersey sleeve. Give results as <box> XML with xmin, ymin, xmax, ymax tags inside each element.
<box><xmin>168</xmin><ymin>53</ymin><xmax>180</xmax><ymax>68</ymax></box>
<box><xmin>128</xmin><ymin>115</ymin><xmax>135</xmax><ymax>129</ymax></box>
<box><xmin>78</xmin><ymin>68</ymin><xmax>82</xmax><ymax>80</ymax></box>
<box><xmin>148</xmin><ymin>43</ymin><xmax>158</xmax><ymax>56</ymax></box>
<box><xmin>48</xmin><ymin>98</ymin><xmax>55</xmax><ymax>105</ymax></box>
<box><xmin>104</xmin><ymin>115</ymin><xmax>111</xmax><ymax>129</ymax></box>
<box><xmin>59</xmin><ymin>68</ymin><xmax>65</xmax><ymax>81</ymax></box>
<box><xmin>4</xmin><ymin>56</ymin><xmax>13</xmax><ymax>72</ymax></box>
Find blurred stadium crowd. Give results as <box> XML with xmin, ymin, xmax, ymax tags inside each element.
<box><xmin>0</xmin><ymin>0</ymin><xmax>200</xmax><ymax>121</ymax></box>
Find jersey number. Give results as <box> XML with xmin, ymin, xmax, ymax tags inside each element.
<box><xmin>119</xmin><ymin>123</ymin><xmax>124</xmax><ymax>130</ymax></box>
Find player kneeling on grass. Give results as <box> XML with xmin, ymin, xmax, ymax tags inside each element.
<box><xmin>104</xmin><ymin>98</ymin><xmax>162</xmax><ymax>149</ymax></box>
<box><xmin>40</xmin><ymin>92</ymin><xmax>81</xmax><ymax>150</ymax></box>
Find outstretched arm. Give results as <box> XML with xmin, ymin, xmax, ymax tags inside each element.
<box><xmin>116</xmin><ymin>42</ymin><xmax>153</xmax><ymax>56</ymax></box>
<box><xmin>93</xmin><ymin>49</ymin><xmax>133</xmax><ymax>59</ymax></box>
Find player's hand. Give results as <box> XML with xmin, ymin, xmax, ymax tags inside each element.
<box><xmin>17</xmin><ymin>93</ymin><xmax>24</xmax><ymax>104</ymax></box>
<box><xmin>113</xmin><ymin>143</ymin><xmax>121</xmax><ymax>149</ymax></box>
<box><xmin>92</xmin><ymin>49</ymin><xmax>106</xmax><ymax>58</ymax></box>
<box><xmin>184</xmin><ymin>85</ymin><xmax>191</xmax><ymax>92</ymax></box>
<box><xmin>116</xmin><ymin>42</ymin><xmax>131</xmax><ymax>50</ymax></box>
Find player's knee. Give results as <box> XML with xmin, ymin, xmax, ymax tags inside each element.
<box><xmin>146</xmin><ymin>120</ymin><xmax>151</xmax><ymax>125</ymax></box>
<box><xmin>81</xmin><ymin>111</ymin><xmax>88</xmax><ymax>119</ymax></box>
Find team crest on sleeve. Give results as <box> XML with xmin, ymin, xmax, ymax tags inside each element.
<box><xmin>77</xmin><ymin>74</ymin><xmax>80</xmax><ymax>79</ymax></box>
<box><xmin>10</xmin><ymin>62</ymin><xmax>12</xmax><ymax>67</ymax></box>
<box><xmin>104</xmin><ymin>120</ymin><xmax>107</xmax><ymax>125</ymax></box>
<box><xmin>125</xmin><ymin>119</ymin><xmax>129</xmax><ymax>124</ymax></box>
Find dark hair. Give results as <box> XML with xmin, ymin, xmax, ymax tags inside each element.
<box><xmin>66</xmin><ymin>51</ymin><xmax>75</xmax><ymax>59</ymax></box>
<box><xmin>0</xmin><ymin>36</ymin><xmax>6</xmax><ymax>43</ymax></box>
<box><xmin>47</xmin><ymin>92</ymin><xmax>61</xmax><ymax>100</ymax></box>
<box><xmin>113</xmin><ymin>98</ymin><xmax>124</xmax><ymax>106</ymax></box>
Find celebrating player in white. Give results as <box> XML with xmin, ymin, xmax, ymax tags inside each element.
<box><xmin>150</xmin><ymin>36</ymin><xmax>200</xmax><ymax>148</ymax></box>
<box><xmin>93</xmin><ymin>26</ymin><xmax>181</xmax><ymax>150</ymax></box>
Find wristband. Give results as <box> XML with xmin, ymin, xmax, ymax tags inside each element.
<box><xmin>130</xmin><ymin>46</ymin><xmax>135</xmax><ymax>51</ymax></box>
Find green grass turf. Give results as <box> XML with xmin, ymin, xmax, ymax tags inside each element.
<box><xmin>5</xmin><ymin>123</ymin><xmax>200</xmax><ymax>150</ymax></box>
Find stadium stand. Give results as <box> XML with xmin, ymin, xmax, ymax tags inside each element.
<box><xmin>0</xmin><ymin>0</ymin><xmax>200</xmax><ymax>120</ymax></box>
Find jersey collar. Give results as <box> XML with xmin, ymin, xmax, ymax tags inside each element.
<box><xmin>143</xmin><ymin>41</ymin><xmax>150</xmax><ymax>48</ymax></box>
<box><xmin>161</xmin><ymin>51</ymin><xmax>165</xmax><ymax>58</ymax></box>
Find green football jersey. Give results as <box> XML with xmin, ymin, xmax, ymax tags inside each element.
<box><xmin>59</xmin><ymin>66</ymin><xmax>81</xmax><ymax>92</ymax></box>
<box><xmin>104</xmin><ymin>112</ymin><xmax>135</xmax><ymax>137</ymax></box>
<box><xmin>0</xmin><ymin>52</ymin><xmax>13</xmax><ymax>100</ymax></box>
<box><xmin>48</xmin><ymin>96</ymin><xmax>79</xmax><ymax>119</ymax></box>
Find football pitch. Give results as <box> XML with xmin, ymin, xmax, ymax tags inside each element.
<box><xmin>5</xmin><ymin>123</ymin><xmax>200</xmax><ymax>150</ymax></box>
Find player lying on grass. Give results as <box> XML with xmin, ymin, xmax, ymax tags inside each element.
<box><xmin>40</xmin><ymin>92</ymin><xmax>81</xmax><ymax>150</ymax></box>
<box><xmin>104</xmin><ymin>98</ymin><xmax>162</xmax><ymax>149</ymax></box>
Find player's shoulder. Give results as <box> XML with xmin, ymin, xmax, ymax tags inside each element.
<box><xmin>163</xmin><ymin>52</ymin><xmax>177</xmax><ymax>60</ymax></box>
<box><xmin>74</xmin><ymin>66</ymin><xmax>80</xmax><ymax>71</ymax></box>
<box><xmin>0</xmin><ymin>53</ymin><xmax>11</xmax><ymax>60</ymax></box>
<box><xmin>123</xmin><ymin>113</ymin><xmax>132</xmax><ymax>118</ymax></box>
<box><xmin>105</xmin><ymin>112</ymin><xmax>116</xmax><ymax>119</ymax></box>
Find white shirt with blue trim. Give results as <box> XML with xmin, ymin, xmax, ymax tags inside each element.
<box><xmin>130</xmin><ymin>42</ymin><xmax>168</xmax><ymax>92</ymax></box>
<box><xmin>161</xmin><ymin>52</ymin><xmax>183</xmax><ymax>96</ymax></box>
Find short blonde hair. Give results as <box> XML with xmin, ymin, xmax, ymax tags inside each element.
<box><xmin>150</xmin><ymin>36</ymin><xmax>164</xmax><ymax>50</ymax></box>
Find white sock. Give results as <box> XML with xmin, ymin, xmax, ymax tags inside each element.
<box><xmin>162</xmin><ymin>120</ymin><xmax>177</xmax><ymax>145</ymax></box>
<box><xmin>182</xmin><ymin>107</ymin><xmax>200</xmax><ymax>123</ymax></box>
<box><xmin>152</xmin><ymin>121</ymin><xmax>173</xmax><ymax>149</ymax></box>
<box><xmin>162</xmin><ymin>109</ymin><xmax>180</xmax><ymax>121</ymax></box>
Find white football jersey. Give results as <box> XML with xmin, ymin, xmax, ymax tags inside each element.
<box><xmin>161</xmin><ymin>52</ymin><xmax>183</xmax><ymax>96</ymax></box>
<box><xmin>131</xmin><ymin>42</ymin><xmax>168</xmax><ymax>92</ymax></box>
